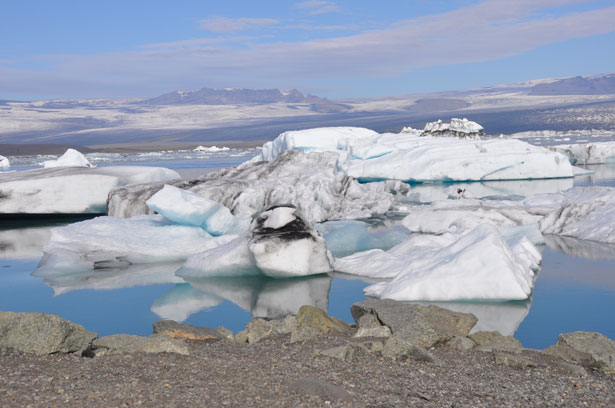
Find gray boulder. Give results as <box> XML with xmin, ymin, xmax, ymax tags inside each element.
<box><xmin>446</xmin><ymin>336</ymin><xmax>476</xmax><ymax>352</ymax></box>
<box><xmin>382</xmin><ymin>335</ymin><xmax>441</xmax><ymax>364</ymax></box>
<box><xmin>317</xmin><ymin>345</ymin><xmax>356</xmax><ymax>363</ymax></box>
<box><xmin>92</xmin><ymin>334</ymin><xmax>189</xmax><ymax>356</ymax></box>
<box><xmin>351</xmin><ymin>299</ymin><xmax>477</xmax><ymax>348</ymax></box>
<box><xmin>153</xmin><ymin>320</ymin><xmax>225</xmax><ymax>341</ymax></box>
<box><xmin>290</xmin><ymin>306</ymin><xmax>350</xmax><ymax>344</ymax></box>
<box><xmin>556</xmin><ymin>331</ymin><xmax>615</xmax><ymax>372</ymax></box>
<box><xmin>0</xmin><ymin>311</ymin><xmax>97</xmax><ymax>355</ymax></box>
<box><xmin>241</xmin><ymin>315</ymin><xmax>298</xmax><ymax>344</ymax></box>
<box><xmin>470</xmin><ymin>331</ymin><xmax>523</xmax><ymax>353</ymax></box>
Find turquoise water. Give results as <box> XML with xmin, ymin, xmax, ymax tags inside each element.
<box><xmin>1</xmin><ymin>158</ymin><xmax>614</xmax><ymax>348</ymax></box>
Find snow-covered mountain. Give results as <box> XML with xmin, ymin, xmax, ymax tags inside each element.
<box><xmin>144</xmin><ymin>87</ymin><xmax>330</xmax><ymax>105</ymax></box>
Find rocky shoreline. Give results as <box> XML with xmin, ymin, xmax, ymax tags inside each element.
<box><xmin>1</xmin><ymin>300</ymin><xmax>614</xmax><ymax>407</ymax></box>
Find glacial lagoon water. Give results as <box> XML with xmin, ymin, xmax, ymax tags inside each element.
<box><xmin>1</xmin><ymin>152</ymin><xmax>614</xmax><ymax>349</ymax></box>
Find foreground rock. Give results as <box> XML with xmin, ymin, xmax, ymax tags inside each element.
<box><xmin>152</xmin><ymin>320</ymin><xmax>225</xmax><ymax>341</ymax></box>
<box><xmin>0</xmin><ymin>312</ymin><xmax>97</xmax><ymax>355</ymax></box>
<box><xmin>351</xmin><ymin>299</ymin><xmax>477</xmax><ymax>348</ymax></box>
<box><xmin>91</xmin><ymin>334</ymin><xmax>189</xmax><ymax>356</ymax></box>
<box><xmin>291</xmin><ymin>305</ymin><xmax>351</xmax><ymax>344</ymax></box>
<box><xmin>544</xmin><ymin>331</ymin><xmax>615</xmax><ymax>373</ymax></box>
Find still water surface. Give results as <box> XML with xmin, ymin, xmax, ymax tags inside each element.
<box><xmin>1</xmin><ymin>156</ymin><xmax>614</xmax><ymax>349</ymax></box>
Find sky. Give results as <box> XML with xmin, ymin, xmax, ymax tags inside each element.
<box><xmin>1</xmin><ymin>0</ymin><xmax>614</xmax><ymax>100</ymax></box>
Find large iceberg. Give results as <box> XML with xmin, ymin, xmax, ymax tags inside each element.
<box><xmin>0</xmin><ymin>166</ymin><xmax>180</xmax><ymax>214</ymax></box>
<box><xmin>34</xmin><ymin>215</ymin><xmax>237</xmax><ymax>276</ymax></box>
<box><xmin>108</xmin><ymin>150</ymin><xmax>397</xmax><ymax>223</ymax></box>
<box><xmin>540</xmin><ymin>187</ymin><xmax>615</xmax><ymax>243</ymax></box>
<box><xmin>551</xmin><ymin>141</ymin><xmax>615</xmax><ymax>165</ymax></box>
<box><xmin>254</xmin><ymin>126</ymin><xmax>574</xmax><ymax>182</ymax></box>
<box><xmin>362</xmin><ymin>224</ymin><xmax>540</xmax><ymax>301</ymax></box>
<box><xmin>42</xmin><ymin>148</ymin><xmax>94</xmax><ymax>168</ymax></box>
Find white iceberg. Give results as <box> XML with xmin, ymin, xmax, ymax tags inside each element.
<box><xmin>43</xmin><ymin>148</ymin><xmax>94</xmax><ymax>168</ymax></box>
<box><xmin>178</xmin><ymin>236</ymin><xmax>260</xmax><ymax>278</ymax></box>
<box><xmin>254</xmin><ymin>125</ymin><xmax>574</xmax><ymax>182</ymax></box>
<box><xmin>0</xmin><ymin>155</ymin><xmax>9</xmax><ymax>168</ymax></box>
<box><xmin>540</xmin><ymin>187</ymin><xmax>615</xmax><ymax>243</ymax></box>
<box><xmin>146</xmin><ymin>184</ymin><xmax>248</xmax><ymax>236</ymax></box>
<box><xmin>551</xmin><ymin>141</ymin><xmax>615</xmax><ymax>165</ymax></box>
<box><xmin>363</xmin><ymin>224</ymin><xmax>539</xmax><ymax>301</ymax></box>
<box><xmin>34</xmin><ymin>215</ymin><xmax>237</xmax><ymax>275</ymax></box>
<box><xmin>0</xmin><ymin>166</ymin><xmax>181</xmax><ymax>214</ymax></box>
<box><xmin>194</xmin><ymin>145</ymin><xmax>230</xmax><ymax>152</ymax></box>
<box><xmin>248</xmin><ymin>205</ymin><xmax>332</xmax><ymax>278</ymax></box>
<box><xmin>421</xmin><ymin>118</ymin><xmax>484</xmax><ymax>139</ymax></box>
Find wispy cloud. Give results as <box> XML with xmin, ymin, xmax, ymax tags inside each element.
<box><xmin>2</xmin><ymin>0</ymin><xmax>614</xmax><ymax>98</ymax></box>
<box><xmin>199</xmin><ymin>17</ymin><xmax>278</xmax><ymax>33</ymax></box>
<box><xmin>295</xmin><ymin>1</ymin><xmax>340</xmax><ymax>15</ymax></box>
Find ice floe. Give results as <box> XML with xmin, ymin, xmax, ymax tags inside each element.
<box><xmin>540</xmin><ymin>187</ymin><xmax>615</xmax><ymax>243</ymax></box>
<box><xmin>194</xmin><ymin>145</ymin><xmax>230</xmax><ymax>152</ymax></box>
<box><xmin>551</xmin><ymin>141</ymin><xmax>615</xmax><ymax>165</ymax></box>
<box><xmin>34</xmin><ymin>215</ymin><xmax>237</xmax><ymax>276</ymax></box>
<box><xmin>255</xmin><ymin>126</ymin><xmax>573</xmax><ymax>182</ymax></box>
<box><xmin>0</xmin><ymin>166</ymin><xmax>180</xmax><ymax>214</ymax></box>
<box><xmin>362</xmin><ymin>224</ymin><xmax>539</xmax><ymax>301</ymax></box>
<box><xmin>43</xmin><ymin>148</ymin><xmax>94</xmax><ymax>168</ymax></box>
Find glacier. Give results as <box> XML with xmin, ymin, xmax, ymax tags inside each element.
<box><xmin>0</xmin><ymin>166</ymin><xmax>180</xmax><ymax>214</ymax></box>
<box><xmin>43</xmin><ymin>148</ymin><xmax>94</xmax><ymax>168</ymax></box>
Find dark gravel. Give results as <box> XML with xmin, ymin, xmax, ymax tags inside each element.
<box><xmin>1</xmin><ymin>332</ymin><xmax>614</xmax><ymax>407</ymax></box>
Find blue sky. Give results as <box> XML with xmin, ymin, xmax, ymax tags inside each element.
<box><xmin>1</xmin><ymin>0</ymin><xmax>614</xmax><ymax>100</ymax></box>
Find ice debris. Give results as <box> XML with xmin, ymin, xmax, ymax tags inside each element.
<box><xmin>0</xmin><ymin>166</ymin><xmax>181</xmax><ymax>214</ymax></box>
<box><xmin>146</xmin><ymin>184</ymin><xmax>249</xmax><ymax>236</ymax></box>
<box><xmin>194</xmin><ymin>145</ymin><xmax>230</xmax><ymax>152</ymax></box>
<box><xmin>43</xmin><ymin>148</ymin><xmax>94</xmax><ymax>168</ymax></box>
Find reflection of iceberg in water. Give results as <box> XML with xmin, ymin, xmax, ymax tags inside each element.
<box><xmin>34</xmin><ymin>262</ymin><xmax>185</xmax><ymax>295</ymax></box>
<box><xmin>0</xmin><ymin>226</ymin><xmax>53</xmax><ymax>259</ymax></box>
<box><xmin>545</xmin><ymin>234</ymin><xmax>615</xmax><ymax>260</ymax></box>
<box><xmin>185</xmin><ymin>274</ymin><xmax>332</xmax><ymax>320</ymax></box>
<box><xmin>410</xmin><ymin>299</ymin><xmax>532</xmax><ymax>336</ymax></box>
<box><xmin>406</xmin><ymin>178</ymin><xmax>574</xmax><ymax>203</ymax></box>
<box><xmin>151</xmin><ymin>283</ymin><xmax>223</xmax><ymax>322</ymax></box>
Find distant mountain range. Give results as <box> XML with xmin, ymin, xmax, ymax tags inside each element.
<box><xmin>529</xmin><ymin>74</ymin><xmax>615</xmax><ymax>95</ymax></box>
<box><xmin>144</xmin><ymin>87</ymin><xmax>331</xmax><ymax>105</ymax></box>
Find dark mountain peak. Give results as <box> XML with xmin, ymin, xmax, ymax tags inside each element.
<box><xmin>144</xmin><ymin>87</ymin><xmax>331</xmax><ymax>105</ymax></box>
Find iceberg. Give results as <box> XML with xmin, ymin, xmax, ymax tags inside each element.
<box><xmin>108</xmin><ymin>150</ymin><xmax>397</xmax><ymax>223</ymax></box>
<box><xmin>363</xmin><ymin>224</ymin><xmax>539</xmax><ymax>301</ymax></box>
<box><xmin>0</xmin><ymin>155</ymin><xmax>9</xmax><ymax>168</ymax></box>
<box><xmin>146</xmin><ymin>184</ymin><xmax>248</xmax><ymax>236</ymax></box>
<box><xmin>194</xmin><ymin>145</ymin><xmax>230</xmax><ymax>152</ymax></box>
<box><xmin>248</xmin><ymin>205</ymin><xmax>332</xmax><ymax>278</ymax></box>
<box><xmin>419</xmin><ymin>118</ymin><xmax>484</xmax><ymax>139</ymax></box>
<box><xmin>34</xmin><ymin>215</ymin><xmax>237</xmax><ymax>275</ymax></box>
<box><xmin>178</xmin><ymin>236</ymin><xmax>260</xmax><ymax>278</ymax></box>
<box><xmin>551</xmin><ymin>141</ymin><xmax>615</xmax><ymax>165</ymax></box>
<box><xmin>253</xmin><ymin>125</ymin><xmax>574</xmax><ymax>182</ymax></box>
<box><xmin>42</xmin><ymin>148</ymin><xmax>94</xmax><ymax>168</ymax></box>
<box><xmin>0</xmin><ymin>166</ymin><xmax>180</xmax><ymax>214</ymax></box>
<box><xmin>540</xmin><ymin>187</ymin><xmax>615</xmax><ymax>243</ymax></box>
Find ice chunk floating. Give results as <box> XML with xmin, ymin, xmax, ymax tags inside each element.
<box><xmin>43</xmin><ymin>148</ymin><xmax>94</xmax><ymax>168</ymax></box>
<box><xmin>0</xmin><ymin>166</ymin><xmax>180</xmax><ymax>214</ymax></box>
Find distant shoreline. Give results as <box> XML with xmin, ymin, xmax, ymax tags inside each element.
<box><xmin>0</xmin><ymin>141</ymin><xmax>265</xmax><ymax>156</ymax></box>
